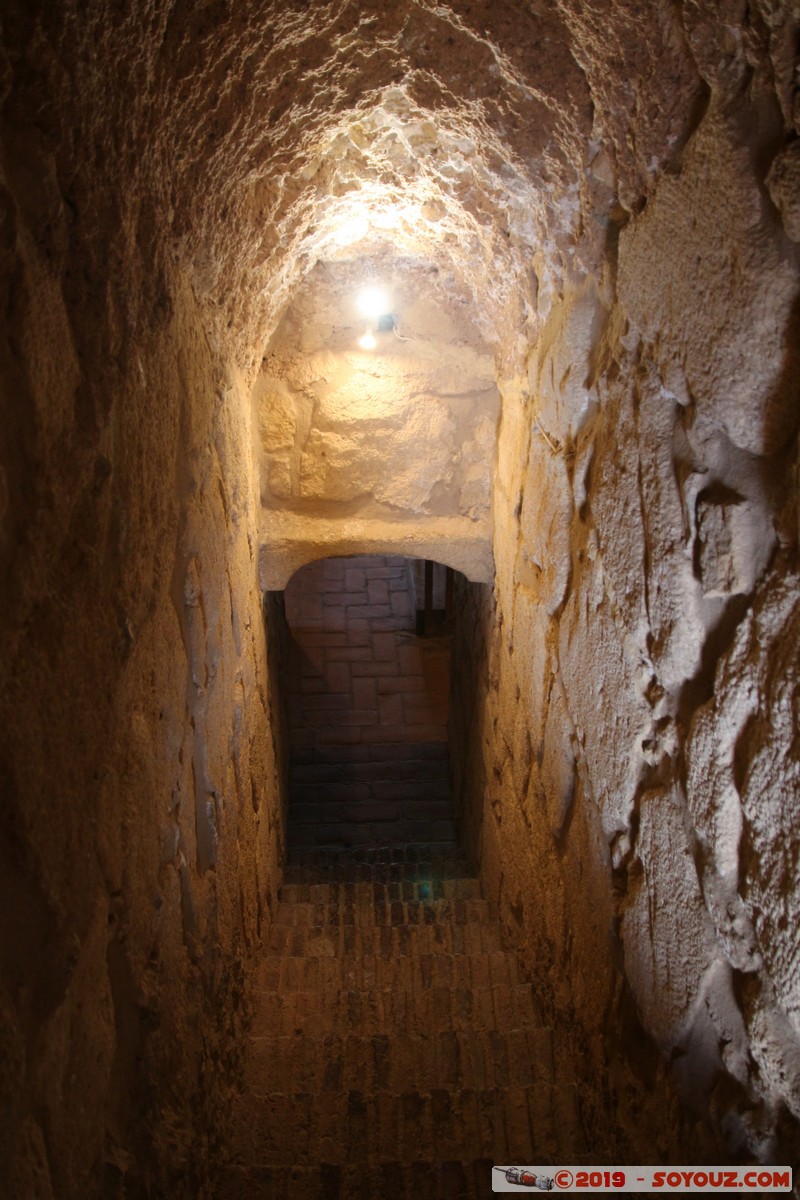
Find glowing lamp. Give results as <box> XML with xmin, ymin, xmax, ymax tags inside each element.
<box><xmin>357</xmin><ymin>286</ymin><xmax>389</xmax><ymax>321</ymax></box>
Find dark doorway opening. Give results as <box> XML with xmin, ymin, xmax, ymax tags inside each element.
<box><xmin>411</xmin><ymin>558</ymin><xmax>456</xmax><ymax>637</ymax></box>
<box><xmin>283</xmin><ymin>554</ymin><xmax>459</xmax><ymax>851</ymax></box>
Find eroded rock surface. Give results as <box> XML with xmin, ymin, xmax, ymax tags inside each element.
<box><xmin>452</xmin><ymin>10</ymin><xmax>799</xmax><ymax>1159</ymax></box>
<box><xmin>1</xmin><ymin>0</ymin><xmax>798</xmax><ymax>1193</ymax></box>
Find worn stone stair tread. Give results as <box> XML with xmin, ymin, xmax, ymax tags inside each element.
<box><xmin>274</xmin><ymin>896</ymin><xmax>493</xmax><ymax>927</ymax></box>
<box><xmin>288</xmin><ymin>839</ymin><xmax>463</xmax><ymax>855</ymax></box>
<box><xmin>278</xmin><ymin>883</ymin><xmax>484</xmax><ymax>907</ymax></box>
<box><xmin>283</xmin><ymin>858</ymin><xmax>473</xmax><ymax>884</ymax></box>
<box><xmin>248</xmin><ymin>985</ymin><xmax>541</xmax><ymax>1037</ymax></box>
<box><xmin>279</xmin><ymin>877</ymin><xmax>484</xmax><ymax>903</ymax></box>
<box><xmin>267</xmin><ymin>920</ymin><xmax>506</xmax><ymax>956</ymax></box>
<box><xmin>291</xmin><ymin>757</ymin><xmax>451</xmax><ymax>784</ymax></box>
<box><xmin>282</xmin><ymin>853</ymin><xmax>472</xmax><ymax>885</ymax></box>
<box><xmin>256</xmin><ymin>948</ymin><xmax>523</xmax><ymax>991</ymax></box>
<box><xmin>244</xmin><ymin>1026</ymin><xmax>553</xmax><ymax>1092</ymax></box>
<box><xmin>291</xmin><ymin>742</ymin><xmax>451</xmax><ymax>766</ymax></box>
<box><xmin>285</xmin><ymin>841</ymin><xmax>466</xmax><ymax>867</ymax></box>
<box><xmin>288</xmin><ymin>826</ymin><xmax>461</xmax><ymax>850</ymax></box>
<box><xmin>228</xmin><ymin>1081</ymin><xmax>544</xmax><ymax>1162</ymax></box>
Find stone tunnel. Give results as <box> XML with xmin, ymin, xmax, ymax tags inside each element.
<box><xmin>1</xmin><ymin>2</ymin><xmax>799</xmax><ymax>1196</ymax></box>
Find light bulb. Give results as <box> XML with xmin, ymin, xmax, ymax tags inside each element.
<box><xmin>357</xmin><ymin>286</ymin><xmax>389</xmax><ymax>321</ymax></box>
<box><xmin>358</xmin><ymin>330</ymin><xmax>377</xmax><ymax>351</ymax></box>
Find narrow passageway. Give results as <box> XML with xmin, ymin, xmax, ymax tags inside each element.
<box><xmin>283</xmin><ymin>556</ymin><xmax>453</xmax><ymax>850</ymax></box>
<box><xmin>2</xmin><ymin>5</ymin><xmax>799</xmax><ymax>1195</ymax></box>
<box><xmin>222</xmin><ymin>554</ymin><xmax>612</xmax><ymax>1197</ymax></box>
<box><xmin>225</xmin><ymin>556</ymin><xmax>582</xmax><ymax>1195</ymax></box>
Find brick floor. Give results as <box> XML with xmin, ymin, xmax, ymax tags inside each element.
<box><xmin>283</xmin><ymin>556</ymin><xmax>454</xmax><ymax>848</ymax></box>
<box><xmin>219</xmin><ymin>844</ymin><xmax>583</xmax><ymax>1198</ymax></box>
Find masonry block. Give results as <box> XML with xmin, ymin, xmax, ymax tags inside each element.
<box><xmin>324</xmin><ymin>661</ymin><xmax>351</xmax><ymax>692</ymax></box>
<box><xmin>378</xmin><ymin>693</ymin><xmax>404</xmax><ymax>725</ymax></box>
<box><xmin>322</xmin><ymin>605</ymin><xmax>346</xmax><ymax>632</ymax></box>
<box><xmin>368</xmin><ymin>579</ymin><xmax>390</xmax><ymax>604</ymax></box>
<box><xmin>345</xmin><ymin>568</ymin><xmax>366</xmax><ymax>591</ymax></box>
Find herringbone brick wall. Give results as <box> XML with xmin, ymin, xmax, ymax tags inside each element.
<box><xmin>284</xmin><ymin>556</ymin><xmax>453</xmax><ymax>848</ymax></box>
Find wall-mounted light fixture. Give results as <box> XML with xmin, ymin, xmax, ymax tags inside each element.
<box><xmin>357</xmin><ymin>286</ymin><xmax>390</xmax><ymax>321</ymax></box>
<box><xmin>356</xmin><ymin>285</ymin><xmax>392</xmax><ymax>351</ymax></box>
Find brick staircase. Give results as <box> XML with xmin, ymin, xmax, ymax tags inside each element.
<box><xmin>220</xmin><ymin>843</ymin><xmax>584</xmax><ymax>1199</ymax></box>
<box><xmin>289</xmin><ymin>742</ymin><xmax>455</xmax><ymax>850</ymax></box>
<box><xmin>284</xmin><ymin>555</ymin><xmax>453</xmax><ymax>851</ymax></box>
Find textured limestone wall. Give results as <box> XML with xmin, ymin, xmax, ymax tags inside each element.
<box><xmin>2</xmin><ymin>0</ymin><xmax>799</xmax><ymax>1188</ymax></box>
<box><xmin>453</xmin><ymin>12</ymin><xmax>800</xmax><ymax>1163</ymax></box>
<box><xmin>258</xmin><ymin>260</ymin><xmax>497</xmax><ymax>519</ymax></box>
<box><xmin>255</xmin><ymin>257</ymin><xmax>499</xmax><ymax>587</ymax></box>
<box><xmin>0</xmin><ymin>37</ymin><xmax>286</xmax><ymax>1199</ymax></box>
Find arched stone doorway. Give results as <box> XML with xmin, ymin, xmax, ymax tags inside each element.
<box><xmin>283</xmin><ymin>554</ymin><xmax>458</xmax><ymax>851</ymax></box>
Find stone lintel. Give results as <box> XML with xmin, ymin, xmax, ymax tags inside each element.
<box><xmin>259</xmin><ymin>515</ymin><xmax>494</xmax><ymax>590</ymax></box>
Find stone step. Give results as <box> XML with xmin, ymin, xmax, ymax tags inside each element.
<box><xmin>289</xmin><ymin>779</ymin><xmax>452</xmax><ymax>806</ymax></box>
<box><xmin>248</xmin><ymin>982</ymin><xmax>541</xmax><ymax>1037</ymax></box>
<box><xmin>287</xmin><ymin>818</ymin><xmax>459</xmax><ymax>851</ymax></box>
<box><xmin>217</xmin><ymin>1158</ymin><xmax>495</xmax><ymax>1200</ymax></box>
<box><xmin>255</xmin><ymin>948</ymin><xmax>520</xmax><ymax>994</ymax></box>
<box><xmin>285</xmin><ymin>840</ymin><xmax>464</xmax><ymax>868</ymax></box>
<box><xmin>279</xmin><ymin>877</ymin><xmax>483</xmax><ymax>905</ymax></box>
<box><xmin>274</xmin><ymin>896</ymin><xmax>494</xmax><ymax>928</ymax></box>
<box><xmin>291</xmin><ymin>755</ymin><xmax>450</xmax><ymax>785</ymax></box>
<box><xmin>290</xmin><ymin>742</ymin><xmax>450</xmax><ymax>769</ymax></box>
<box><xmin>245</xmin><ymin>1027</ymin><xmax>553</xmax><ymax>1094</ymax></box>
<box><xmin>266</xmin><ymin>919</ymin><xmax>504</xmax><ymax>958</ymax></box>
<box><xmin>282</xmin><ymin>855</ymin><xmax>471</xmax><ymax>885</ymax></box>
<box><xmin>227</xmin><ymin>1084</ymin><xmax>555</xmax><ymax>1167</ymax></box>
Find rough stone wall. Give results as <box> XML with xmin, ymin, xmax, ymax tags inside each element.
<box><xmin>254</xmin><ymin>256</ymin><xmax>499</xmax><ymax>589</ymax></box>
<box><xmin>258</xmin><ymin>261</ymin><xmax>497</xmax><ymax>522</ymax></box>
<box><xmin>0</xmin><ymin>25</ymin><xmax>286</xmax><ymax>1199</ymax></box>
<box><xmin>2</xmin><ymin>0</ymin><xmax>799</xmax><ymax>1187</ymax></box>
<box><xmin>453</xmin><ymin>14</ymin><xmax>800</xmax><ymax>1163</ymax></box>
